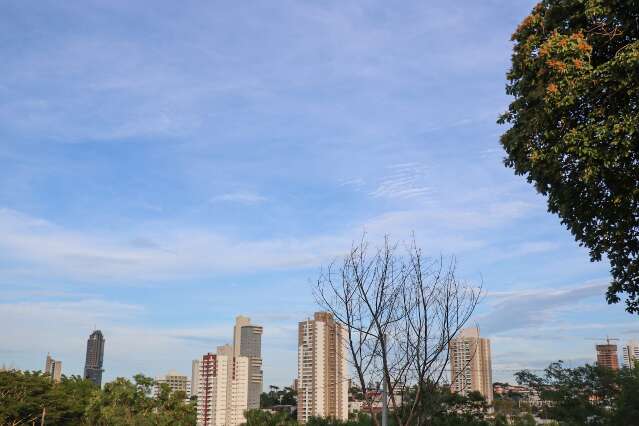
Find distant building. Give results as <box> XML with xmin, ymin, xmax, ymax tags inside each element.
<box><xmin>596</xmin><ymin>343</ymin><xmax>619</xmax><ymax>370</ymax></box>
<box><xmin>192</xmin><ymin>359</ymin><xmax>201</xmax><ymax>398</ymax></box>
<box><xmin>45</xmin><ymin>354</ymin><xmax>62</xmax><ymax>383</ymax></box>
<box><xmin>622</xmin><ymin>340</ymin><xmax>639</xmax><ymax>369</ymax></box>
<box><xmin>155</xmin><ymin>370</ymin><xmax>189</xmax><ymax>397</ymax></box>
<box><xmin>234</xmin><ymin>315</ymin><xmax>263</xmax><ymax>410</ymax></box>
<box><xmin>84</xmin><ymin>330</ymin><xmax>105</xmax><ymax>387</ymax></box>
<box><xmin>197</xmin><ymin>316</ymin><xmax>262</xmax><ymax>426</ymax></box>
<box><xmin>297</xmin><ymin>312</ymin><xmax>349</xmax><ymax>423</ymax></box>
<box><xmin>449</xmin><ymin>327</ymin><xmax>493</xmax><ymax>403</ymax></box>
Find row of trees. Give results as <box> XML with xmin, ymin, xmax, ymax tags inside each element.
<box><xmin>0</xmin><ymin>370</ymin><xmax>195</xmax><ymax>425</ymax></box>
<box><xmin>514</xmin><ymin>361</ymin><xmax>639</xmax><ymax>425</ymax></box>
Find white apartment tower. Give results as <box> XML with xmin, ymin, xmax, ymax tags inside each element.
<box><xmin>622</xmin><ymin>340</ymin><xmax>639</xmax><ymax>369</ymax></box>
<box><xmin>197</xmin><ymin>316</ymin><xmax>262</xmax><ymax>426</ymax></box>
<box><xmin>297</xmin><ymin>312</ymin><xmax>348</xmax><ymax>423</ymax></box>
<box><xmin>449</xmin><ymin>327</ymin><xmax>493</xmax><ymax>403</ymax></box>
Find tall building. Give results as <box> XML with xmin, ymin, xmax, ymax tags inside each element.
<box><xmin>234</xmin><ymin>315</ymin><xmax>263</xmax><ymax>410</ymax></box>
<box><xmin>197</xmin><ymin>317</ymin><xmax>262</xmax><ymax>426</ymax></box>
<box><xmin>155</xmin><ymin>370</ymin><xmax>189</xmax><ymax>397</ymax></box>
<box><xmin>622</xmin><ymin>340</ymin><xmax>639</xmax><ymax>369</ymax></box>
<box><xmin>449</xmin><ymin>328</ymin><xmax>493</xmax><ymax>403</ymax></box>
<box><xmin>84</xmin><ymin>330</ymin><xmax>105</xmax><ymax>387</ymax></box>
<box><xmin>192</xmin><ymin>359</ymin><xmax>201</xmax><ymax>398</ymax></box>
<box><xmin>198</xmin><ymin>352</ymin><xmax>229</xmax><ymax>426</ymax></box>
<box><xmin>596</xmin><ymin>343</ymin><xmax>619</xmax><ymax>370</ymax></box>
<box><xmin>297</xmin><ymin>312</ymin><xmax>348</xmax><ymax>424</ymax></box>
<box><xmin>44</xmin><ymin>353</ymin><xmax>62</xmax><ymax>383</ymax></box>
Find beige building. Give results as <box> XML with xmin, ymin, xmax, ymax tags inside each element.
<box><xmin>155</xmin><ymin>370</ymin><xmax>189</xmax><ymax>397</ymax></box>
<box><xmin>197</xmin><ymin>316</ymin><xmax>262</xmax><ymax>426</ymax></box>
<box><xmin>45</xmin><ymin>354</ymin><xmax>62</xmax><ymax>383</ymax></box>
<box><xmin>622</xmin><ymin>340</ymin><xmax>639</xmax><ymax>369</ymax></box>
<box><xmin>449</xmin><ymin>328</ymin><xmax>493</xmax><ymax>403</ymax></box>
<box><xmin>297</xmin><ymin>312</ymin><xmax>348</xmax><ymax>423</ymax></box>
<box><xmin>192</xmin><ymin>359</ymin><xmax>201</xmax><ymax>398</ymax></box>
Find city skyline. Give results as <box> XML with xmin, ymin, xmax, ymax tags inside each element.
<box><xmin>2</xmin><ymin>0</ymin><xmax>639</xmax><ymax>389</ymax></box>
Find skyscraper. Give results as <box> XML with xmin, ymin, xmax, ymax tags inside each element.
<box><xmin>449</xmin><ymin>327</ymin><xmax>493</xmax><ymax>403</ymax></box>
<box><xmin>84</xmin><ymin>330</ymin><xmax>105</xmax><ymax>387</ymax></box>
<box><xmin>596</xmin><ymin>343</ymin><xmax>619</xmax><ymax>370</ymax></box>
<box><xmin>234</xmin><ymin>315</ymin><xmax>263</xmax><ymax>410</ymax></box>
<box><xmin>297</xmin><ymin>312</ymin><xmax>348</xmax><ymax>424</ymax></box>
<box><xmin>44</xmin><ymin>353</ymin><xmax>62</xmax><ymax>383</ymax></box>
<box><xmin>197</xmin><ymin>316</ymin><xmax>262</xmax><ymax>426</ymax></box>
<box><xmin>622</xmin><ymin>340</ymin><xmax>639</xmax><ymax>369</ymax></box>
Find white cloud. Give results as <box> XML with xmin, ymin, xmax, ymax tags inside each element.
<box><xmin>478</xmin><ymin>281</ymin><xmax>609</xmax><ymax>335</ymax></box>
<box><xmin>0</xmin><ymin>196</ymin><xmax>540</xmax><ymax>283</ymax></box>
<box><xmin>370</xmin><ymin>162</ymin><xmax>431</xmax><ymax>201</ymax></box>
<box><xmin>210</xmin><ymin>191</ymin><xmax>268</xmax><ymax>205</ymax></box>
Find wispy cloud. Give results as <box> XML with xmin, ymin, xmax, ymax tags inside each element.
<box><xmin>210</xmin><ymin>191</ymin><xmax>268</xmax><ymax>205</ymax></box>
<box><xmin>478</xmin><ymin>281</ymin><xmax>609</xmax><ymax>335</ymax></box>
<box><xmin>370</xmin><ymin>162</ymin><xmax>431</xmax><ymax>201</ymax></box>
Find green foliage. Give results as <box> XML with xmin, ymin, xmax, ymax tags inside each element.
<box><xmin>499</xmin><ymin>0</ymin><xmax>639</xmax><ymax>312</ymax></box>
<box><xmin>242</xmin><ymin>408</ymin><xmax>297</xmax><ymax>425</ymax></box>
<box><xmin>261</xmin><ymin>385</ymin><xmax>297</xmax><ymax>408</ymax></box>
<box><xmin>0</xmin><ymin>370</ymin><xmax>195</xmax><ymax>425</ymax></box>
<box><xmin>515</xmin><ymin>361</ymin><xmax>639</xmax><ymax>425</ymax></box>
<box><xmin>85</xmin><ymin>374</ymin><xmax>195</xmax><ymax>425</ymax></box>
<box><xmin>0</xmin><ymin>370</ymin><xmax>96</xmax><ymax>425</ymax></box>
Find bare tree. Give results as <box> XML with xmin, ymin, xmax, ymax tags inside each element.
<box><xmin>315</xmin><ymin>234</ymin><xmax>481</xmax><ymax>426</ymax></box>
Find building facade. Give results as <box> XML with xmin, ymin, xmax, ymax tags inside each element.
<box><xmin>196</xmin><ymin>316</ymin><xmax>262</xmax><ymax>426</ymax></box>
<box><xmin>234</xmin><ymin>316</ymin><xmax>263</xmax><ymax>410</ymax></box>
<box><xmin>84</xmin><ymin>330</ymin><xmax>105</xmax><ymax>387</ymax></box>
<box><xmin>297</xmin><ymin>312</ymin><xmax>349</xmax><ymax>423</ymax></box>
<box><xmin>596</xmin><ymin>343</ymin><xmax>619</xmax><ymax>370</ymax></box>
<box><xmin>192</xmin><ymin>359</ymin><xmax>201</xmax><ymax>399</ymax></box>
<box><xmin>449</xmin><ymin>327</ymin><xmax>493</xmax><ymax>403</ymax></box>
<box><xmin>45</xmin><ymin>353</ymin><xmax>62</xmax><ymax>383</ymax></box>
<box><xmin>155</xmin><ymin>370</ymin><xmax>189</xmax><ymax>397</ymax></box>
<box><xmin>622</xmin><ymin>340</ymin><xmax>639</xmax><ymax>369</ymax></box>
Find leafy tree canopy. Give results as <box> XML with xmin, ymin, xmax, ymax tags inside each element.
<box><xmin>499</xmin><ymin>0</ymin><xmax>639</xmax><ymax>312</ymax></box>
<box><xmin>515</xmin><ymin>360</ymin><xmax>639</xmax><ymax>425</ymax></box>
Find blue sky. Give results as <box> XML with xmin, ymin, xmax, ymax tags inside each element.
<box><xmin>1</xmin><ymin>0</ymin><xmax>637</xmax><ymax>386</ymax></box>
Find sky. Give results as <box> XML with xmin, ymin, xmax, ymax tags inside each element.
<box><xmin>1</xmin><ymin>0</ymin><xmax>637</xmax><ymax>387</ymax></box>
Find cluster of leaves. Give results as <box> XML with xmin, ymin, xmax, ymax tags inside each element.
<box><xmin>260</xmin><ymin>385</ymin><xmax>297</xmax><ymax>408</ymax></box>
<box><xmin>0</xmin><ymin>370</ymin><xmax>195</xmax><ymax>425</ymax></box>
<box><xmin>0</xmin><ymin>370</ymin><xmax>95</xmax><ymax>425</ymax></box>
<box><xmin>515</xmin><ymin>361</ymin><xmax>639</xmax><ymax>425</ymax></box>
<box><xmin>499</xmin><ymin>0</ymin><xmax>639</xmax><ymax>312</ymax></box>
<box><xmin>242</xmin><ymin>410</ymin><xmax>373</xmax><ymax>426</ymax></box>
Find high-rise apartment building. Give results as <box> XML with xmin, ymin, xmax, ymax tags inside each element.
<box><xmin>449</xmin><ymin>328</ymin><xmax>493</xmax><ymax>403</ymax></box>
<box><xmin>622</xmin><ymin>340</ymin><xmax>639</xmax><ymax>369</ymax></box>
<box><xmin>297</xmin><ymin>312</ymin><xmax>348</xmax><ymax>424</ymax></box>
<box><xmin>155</xmin><ymin>370</ymin><xmax>189</xmax><ymax>397</ymax></box>
<box><xmin>84</xmin><ymin>330</ymin><xmax>105</xmax><ymax>387</ymax></box>
<box><xmin>197</xmin><ymin>317</ymin><xmax>262</xmax><ymax>426</ymax></box>
<box><xmin>233</xmin><ymin>316</ymin><xmax>263</xmax><ymax>410</ymax></box>
<box><xmin>44</xmin><ymin>353</ymin><xmax>62</xmax><ymax>383</ymax></box>
<box><xmin>596</xmin><ymin>343</ymin><xmax>619</xmax><ymax>370</ymax></box>
<box><xmin>192</xmin><ymin>359</ymin><xmax>201</xmax><ymax>398</ymax></box>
